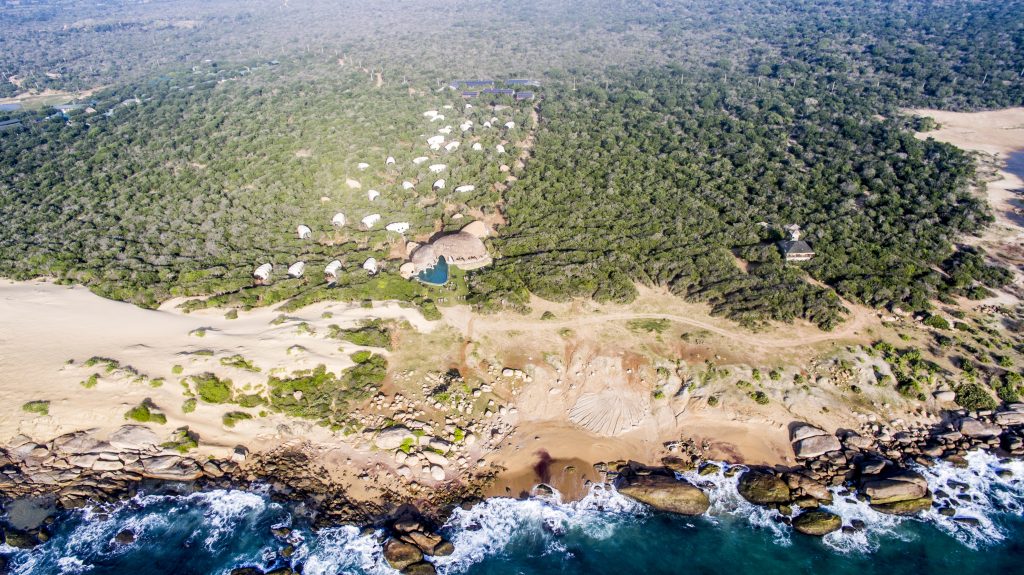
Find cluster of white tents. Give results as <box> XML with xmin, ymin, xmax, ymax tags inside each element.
<box><xmin>254</xmin><ymin>102</ymin><xmax>513</xmax><ymax>288</ymax></box>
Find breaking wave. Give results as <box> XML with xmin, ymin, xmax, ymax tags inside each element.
<box><xmin>3</xmin><ymin>453</ymin><xmax>1023</xmax><ymax>574</ymax></box>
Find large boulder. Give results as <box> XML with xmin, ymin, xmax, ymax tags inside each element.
<box><xmin>108</xmin><ymin>425</ymin><xmax>160</xmax><ymax>451</ymax></box>
<box><xmin>958</xmin><ymin>417</ymin><xmax>1002</xmax><ymax>438</ymax></box>
<box><xmin>790</xmin><ymin>423</ymin><xmax>828</xmax><ymax>443</ymax></box>
<box><xmin>793</xmin><ymin>434</ymin><xmax>841</xmax><ymax>459</ymax></box>
<box><xmin>403</xmin><ymin>563</ymin><xmax>437</xmax><ymax>575</ymax></box>
<box><xmin>995</xmin><ymin>410</ymin><xmax>1024</xmax><ymax>426</ymax></box>
<box><xmin>861</xmin><ymin>469</ymin><xmax>928</xmax><ymax>505</ymax></box>
<box><xmin>737</xmin><ymin>470</ymin><xmax>791</xmax><ymax>505</ymax></box>
<box><xmin>870</xmin><ymin>493</ymin><xmax>933</xmax><ymax>515</ymax></box>
<box><xmin>791</xmin><ymin>510</ymin><xmax>842</xmax><ymax>536</ymax></box>
<box><xmin>617</xmin><ymin>474</ymin><xmax>710</xmax><ymax>515</ymax></box>
<box><xmin>52</xmin><ymin>432</ymin><xmax>104</xmax><ymax>454</ymax></box>
<box><xmin>383</xmin><ymin>539</ymin><xmax>423</xmax><ymax>570</ymax></box>
<box><xmin>783</xmin><ymin>473</ymin><xmax>833</xmax><ymax>503</ymax></box>
<box><xmin>375</xmin><ymin>427</ymin><xmax>416</xmax><ymax>450</ymax></box>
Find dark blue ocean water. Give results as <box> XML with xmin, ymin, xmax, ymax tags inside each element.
<box><xmin>4</xmin><ymin>452</ymin><xmax>1023</xmax><ymax>575</ymax></box>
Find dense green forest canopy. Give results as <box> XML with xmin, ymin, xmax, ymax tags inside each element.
<box><xmin>0</xmin><ymin>0</ymin><xmax>1021</xmax><ymax>328</ymax></box>
<box><xmin>0</xmin><ymin>60</ymin><xmax>529</xmax><ymax>309</ymax></box>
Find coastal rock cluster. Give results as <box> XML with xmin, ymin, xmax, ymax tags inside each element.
<box><xmin>0</xmin><ymin>425</ymin><xmax>237</xmax><ymax>508</ymax></box>
<box><xmin>604</xmin><ymin>405</ymin><xmax>1024</xmax><ymax>537</ymax></box>
<box><xmin>381</xmin><ymin>516</ymin><xmax>455</xmax><ymax>575</ymax></box>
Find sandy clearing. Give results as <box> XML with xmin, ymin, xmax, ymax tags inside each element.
<box><xmin>0</xmin><ymin>280</ymin><xmax>437</xmax><ymax>453</ymax></box>
<box><xmin>442</xmin><ymin>284</ymin><xmax>877</xmax><ymax>354</ymax></box>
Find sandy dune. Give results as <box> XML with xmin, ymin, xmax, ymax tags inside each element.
<box><xmin>0</xmin><ymin>280</ymin><xmax>435</xmax><ymax>454</ymax></box>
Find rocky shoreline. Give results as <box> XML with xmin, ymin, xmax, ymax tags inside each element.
<box><xmin>611</xmin><ymin>403</ymin><xmax>1024</xmax><ymax>537</ymax></box>
<box><xmin>0</xmin><ymin>424</ymin><xmax>484</xmax><ymax>575</ymax></box>
<box><xmin>2</xmin><ymin>404</ymin><xmax>1023</xmax><ymax>572</ymax></box>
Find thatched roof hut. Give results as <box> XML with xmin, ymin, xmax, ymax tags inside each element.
<box><xmin>432</xmin><ymin>232</ymin><xmax>491</xmax><ymax>270</ymax></box>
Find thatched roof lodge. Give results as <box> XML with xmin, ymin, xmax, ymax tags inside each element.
<box><xmin>778</xmin><ymin>224</ymin><xmax>815</xmax><ymax>262</ymax></box>
<box><xmin>253</xmin><ymin>263</ymin><xmax>273</xmax><ymax>285</ymax></box>
<box><xmin>410</xmin><ymin>231</ymin><xmax>491</xmax><ymax>274</ymax></box>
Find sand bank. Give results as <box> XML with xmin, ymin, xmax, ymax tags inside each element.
<box><xmin>0</xmin><ymin>279</ymin><xmax>436</xmax><ymax>456</ymax></box>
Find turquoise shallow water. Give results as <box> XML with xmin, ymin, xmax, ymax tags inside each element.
<box><xmin>4</xmin><ymin>451</ymin><xmax>1023</xmax><ymax>575</ymax></box>
<box><xmin>417</xmin><ymin>256</ymin><xmax>449</xmax><ymax>285</ymax></box>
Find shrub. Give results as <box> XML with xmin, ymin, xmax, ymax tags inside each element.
<box><xmin>707</xmin><ymin>396</ymin><xmax>719</xmax><ymax>407</ymax></box>
<box><xmin>22</xmin><ymin>401</ymin><xmax>50</xmax><ymax>416</ymax></box>
<box><xmin>954</xmin><ymin>382</ymin><xmax>997</xmax><ymax>411</ymax></box>
<box><xmin>182</xmin><ymin>398</ymin><xmax>197</xmax><ymax>413</ymax></box>
<box><xmin>81</xmin><ymin>374</ymin><xmax>100</xmax><ymax>389</ymax></box>
<box><xmin>161</xmin><ymin>427</ymin><xmax>198</xmax><ymax>453</ymax></box>
<box><xmin>627</xmin><ymin>318</ymin><xmax>670</xmax><ymax>334</ymax></box>
<box><xmin>350</xmin><ymin>350</ymin><xmax>373</xmax><ymax>364</ymax></box>
<box><xmin>330</xmin><ymin>320</ymin><xmax>392</xmax><ymax>349</ymax></box>
<box><xmin>237</xmin><ymin>394</ymin><xmax>265</xmax><ymax>408</ymax></box>
<box><xmin>219</xmin><ymin>354</ymin><xmax>260</xmax><ymax>372</ymax></box>
<box><xmin>748</xmin><ymin>391</ymin><xmax>770</xmax><ymax>404</ymax></box>
<box><xmin>924</xmin><ymin>315</ymin><xmax>951</xmax><ymax>330</ymax></box>
<box><xmin>125</xmin><ymin>400</ymin><xmax>167</xmax><ymax>424</ymax></box>
<box><xmin>222</xmin><ymin>411</ymin><xmax>253</xmax><ymax>428</ymax></box>
<box><xmin>540</xmin><ymin>311</ymin><xmax>556</xmax><ymax>320</ymax></box>
<box><xmin>225</xmin><ymin>309</ymin><xmax>238</xmax><ymax>320</ymax></box>
<box><xmin>192</xmin><ymin>373</ymin><xmax>233</xmax><ymax>404</ymax></box>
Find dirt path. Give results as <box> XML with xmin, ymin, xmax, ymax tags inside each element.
<box><xmin>443</xmin><ymin>304</ymin><xmax>874</xmax><ymax>349</ymax></box>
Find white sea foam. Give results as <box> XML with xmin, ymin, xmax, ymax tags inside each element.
<box><xmin>817</xmin><ymin>450</ymin><xmax>1024</xmax><ymax>553</ymax></box>
<box><xmin>679</xmin><ymin>464</ymin><xmax>793</xmax><ymax>545</ymax></box>
<box><xmin>433</xmin><ymin>482</ymin><xmax>644</xmax><ymax>574</ymax></box>
<box><xmin>914</xmin><ymin>450</ymin><xmax>1024</xmax><ymax>548</ymax></box>
<box><xmin>297</xmin><ymin>525</ymin><xmax>393</xmax><ymax>575</ymax></box>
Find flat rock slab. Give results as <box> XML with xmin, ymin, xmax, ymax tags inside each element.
<box><xmin>617</xmin><ymin>474</ymin><xmax>710</xmax><ymax>515</ymax></box>
<box><xmin>793</xmin><ymin>434</ymin><xmax>841</xmax><ymax>458</ymax></box>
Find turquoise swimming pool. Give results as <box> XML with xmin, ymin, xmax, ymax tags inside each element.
<box><xmin>417</xmin><ymin>256</ymin><xmax>449</xmax><ymax>285</ymax></box>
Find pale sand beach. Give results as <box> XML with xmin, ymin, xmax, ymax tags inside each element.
<box><xmin>912</xmin><ymin>108</ymin><xmax>1024</xmax><ymax>305</ymax></box>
